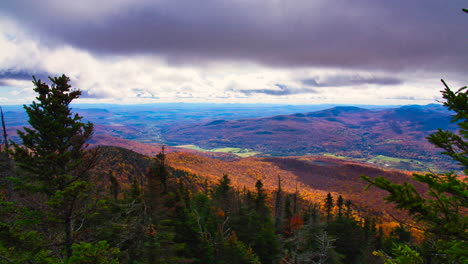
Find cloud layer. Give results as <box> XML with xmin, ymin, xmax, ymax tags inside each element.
<box><xmin>0</xmin><ymin>0</ymin><xmax>466</xmax><ymax>105</ymax></box>
<box><xmin>302</xmin><ymin>75</ymin><xmax>403</xmax><ymax>88</ymax></box>
<box><xmin>2</xmin><ymin>0</ymin><xmax>467</xmax><ymax>71</ymax></box>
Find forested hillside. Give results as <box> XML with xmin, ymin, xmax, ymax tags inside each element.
<box><xmin>0</xmin><ymin>75</ymin><xmax>466</xmax><ymax>264</ymax></box>
<box><xmin>165</xmin><ymin>105</ymin><xmax>458</xmax><ymax>172</ymax></box>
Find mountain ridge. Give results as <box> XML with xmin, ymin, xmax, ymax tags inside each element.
<box><xmin>164</xmin><ymin>104</ymin><xmax>457</xmax><ymax>172</ymax></box>
<box><xmin>5</xmin><ymin>103</ymin><xmax>457</xmax><ymax>172</ymax></box>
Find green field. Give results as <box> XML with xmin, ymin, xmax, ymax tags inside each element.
<box><xmin>366</xmin><ymin>155</ymin><xmax>430</xmax><ymax>171</ymax></box>
<box><xmin>176</xmin><ymin>145</ymin><xmax>262</xmax><ymax>157</ymax></box>
<box><xmin>368</xmin><ymin>155</ymin><xmax>421</xmax><ymax>164</ymax></box>
<box><xmin>321</xmin><ymin>153</ymin><xmax>431</xmax><ymax>171</ymax></box>
<box><xmin>322</xmin><ymin>153</ymin><xmax>349</xmax><ymax>159</ymax></box>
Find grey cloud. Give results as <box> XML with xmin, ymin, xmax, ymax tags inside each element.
<box><xmin>394</xmin><ymin>96</ymin><xmax>416</xmax><ymax>100</ymax></box>
<box><xmin>302</xmin><ymin>75</ymin><xmax>403</xmax><ymax>87</ymax></box>
<box><xmin>80</xmin><ymin>90</ymin><xmax>114</xmax><ymax>99</ymax></box>
<box><xmin>0</xmin><ymin>0</ymin><xmax>467</xmax><ymax>74</ymax></box>
<box><xmin>0</xmin><ymin>70</ymin><xmax>50</xmax><ymax>83</ymax></box>
<box><xmin>386</xmin><ymin>96</ymin><xmax>417</xmax><ymax>101</ymax></box>
<box><xmin>136</xmin><ymin>95</ymin><xmax>160</xmax><ymax>99</ymax></box>
<box><xmin>239</xmin><ymin>84</ymin><xmax>317</xmax><ymax>96</ymax></box>
<box><xmin>132</xmin><ymin>88</ymin><xmax>158</xmax><ymax>98</ymax></box>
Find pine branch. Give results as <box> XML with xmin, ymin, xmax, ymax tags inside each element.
<box><xmin>0</xmin><ymin>255</ymin><xmax>14</xmax><ymax>263</ymax></box>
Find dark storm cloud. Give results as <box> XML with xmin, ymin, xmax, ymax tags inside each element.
<box><xmin>0</xmin><ymin>70</ymin><xmax>50</xmax><ymax>84</ymax></box>
<box><xmin>301</xmin><ymin>75</ymin><xmax>403</xmax><ymax>87</ymax></box>
<box><xmin>239</xmin><ymin>84</ymin><xmax>317</xmax><ymax>96</ymax></box>
<box><xmin>1</xmin><ymin>0</ymin><xmax>467</xmax><ymax>72</ymax></box>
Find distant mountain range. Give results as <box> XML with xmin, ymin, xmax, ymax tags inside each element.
<box><xmin>4</xmin><ymin>103</ymin><xmax>459</xmax><ymax>172</ymax></box>
<box><xmin>164</xmin><ymin>104</ymin><xmax>458</xmax><ymax>172</ymax></box>
<box><xmin>5</xmin><ymin>102</ymin><xmax>459</xmax><ymax>223</ymax></box>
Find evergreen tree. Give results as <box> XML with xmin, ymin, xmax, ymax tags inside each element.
<box><xmin>246</xmin><ymin>180</ymin><xmax>279</xmax><ymax>262</ymax></box>
<box><xmin>214</xmin><ymin>174</ymin><xmax>232</xmax><ymax>195</ymax></box>
<box><xmin>304</xmin><ymin>203</ymin><xmax>321</xmax><ymax>224</ymax></box>
<box><xmin>231</xmin><ymin>180</ymin><xmax>280</xmax><ymax>264</ymax></box>
<box><xmin>213</xmin><ymin>173</ymin><xmax>235</xmax><ymax>216</ymax></box>
<box><xmin>336</xmin><ymin>195</ymin><xmax>344</xmax><ymax>219</ymax></box>
<box><xmin>362</xmin><ymin>80</ymin><xmax>468</xmax><ymax>263</ymax></box>
<box><xmin>344</xmin><ymin>200</ymin><xmax>353</xmax><ymax>219</ymax></box>
<box><xmin>185</xmin><ymin>192</ymin><xmax>218</xmax><ymax>263</ymax></box>
<box><xmin>254</xmin><ymin>179</ymin><xmax>268</xmax><ymax>216</ymax></box>
<box><xmin>327</xmin><ymin>216</ymin><xmax>368</xmax><ymax>264</ymax></box>
<box><xmin>427</xmin><ymin>80</ymin><xmax>468</xmax><ymax>174</ymax></box>
<box><xmin>274</xmin><ymin>176</ymin><xmax>284</xmax><ymax>233</ymax></box>
<box><xmin>385</xmin><ymin>224</ymin><xmax>411</xmax><ymax>248</ymax></box>
<box><xmin>142</xmin><ymin>148</ymin><xmax>186</xmax><ymax>264</ymax></box>
<box><xmin>284</xmin><ymin>218</ymin><xmax>343</xmax><ymax>264</ymax></box>
<box><xmin>325</xmin><ymin>193</ymin><xmax>334</xmax><ymax>223</ymax></box>
<box><xmin>0</xmin><ymin>193</ymin><xmax>56</xmax><ymax>263</ymax></box>
<box><xmin>292</xmin><ymin>184</ymin><xmax>299</xmax><ymax>215</ymax></box>
<box><xmin>221</xmin><ymin>232</ymin><xmax>261</xmax><ymax>264</ymax></box>
<box><xmin>109</xmin><ymin>172</ymin><xmax>120</xmax><ymax>201</ymax></box>
<box><xmin>10</xmin><ymin>75</ymin><xmax>97</xmax><ymax>257</ymax></box>
<box><xmin>282</xmin><ymin>196</ymin><xmax>293</xmax><ymax>236</ymax></box>
<box><xmin>11</xmin><ymin>75</ymin><xmax>94</xmax><ymax>196</ymax></box>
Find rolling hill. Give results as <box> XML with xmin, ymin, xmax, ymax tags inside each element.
<box><xmin>164</xmin><ymin>105</ymin><xmax>458</xmax><ymax>172</ymax></box>
<box><xmin>92</xmin><ymin>145</ymin><xmax>423</xmax><ymax>223</ymax></box>
<box><xmin>5</xmin><ymin>103</ymin><xmax>458</xmax><ymax>173</ymax></box>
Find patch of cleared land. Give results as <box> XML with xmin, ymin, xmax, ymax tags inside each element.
<box><xmin>176</xmin><ymin>145</ymin><xmax>262</xmax><ymax>157</ymax></box>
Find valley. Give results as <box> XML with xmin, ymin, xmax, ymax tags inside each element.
<box><xmin>4</xmin><ymin>102</ymin><xmax>459</xmax><ymax>212</ymax></box>
<box><xmin>3</xmin><ymin>100</ymin><xmax>465</xmax><ymax>263</ymax></box>
<box><xmin>4</xmin><ymin>103</ymin><xmax>458</xmax><ymax>173</ymax></box>
<box><xmin>56</xmin><ymin>102</ymin><xmax>456</xmax><ymax>223</ymax></box>
<box><xmin>2</xmin><ymin>3</ymin><xmax>466</xmax><ymax>262</ymax></box>
<box><xmin>163</xmin><ymin>105</ymin><xmax>458</xmax><ymax>172</ymax></box>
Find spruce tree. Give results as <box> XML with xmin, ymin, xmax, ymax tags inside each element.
<box><xmin>427</xmin><ymin>80</ymin><xmax>468</xmax><ymax>174</ymax></box>
<box><xmin>251</xmin><ymin>179</ymin><xmax>280</xmax><ymax>263</ymax></box>
<box><xmin>254</xmin><ymin>179</ymin><xmax>268</xmax><ymax>216</ymax></box>
<box><xmin>10</xmin><ymin>75</ymin><xmax>97</xmax><ymax>257</ymax></box>
<box><xmin>274</xmin><ymin>176</ymin><xmax>284</xmax><ymax>233</ymax></box>
<box><xmin>337</xmin><ymin>195</ymin><xmax>344</xmax><ymax>219</ymax></box>
<box><xmin>325</xmin><ymin>193</ymin><xmax>334</xmax><ymax>223</ymax></box>
<box><xmin>344</xmin><ymin>200</ymin><xmax>353</xmax><ymax>219</ymax></box>
<box><xmin>12</xmin><ymin>75</ymin><xmax>94</xmax><ymax>195</ymax></box>
<box><xmin>142</xmin><ymin>148</ymin><xmax>186</xmax><ymax>263</ymax></box>
<box><xmin>362</xmin><ymin>80</ymin><xmax>467</xmax><ymax>263</ymax></box>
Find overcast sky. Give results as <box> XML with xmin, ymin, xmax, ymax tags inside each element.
<box><xmin>0</xmin><ymin>0</ymin><xmax>466</xmax><ymax>105</ymax></box>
